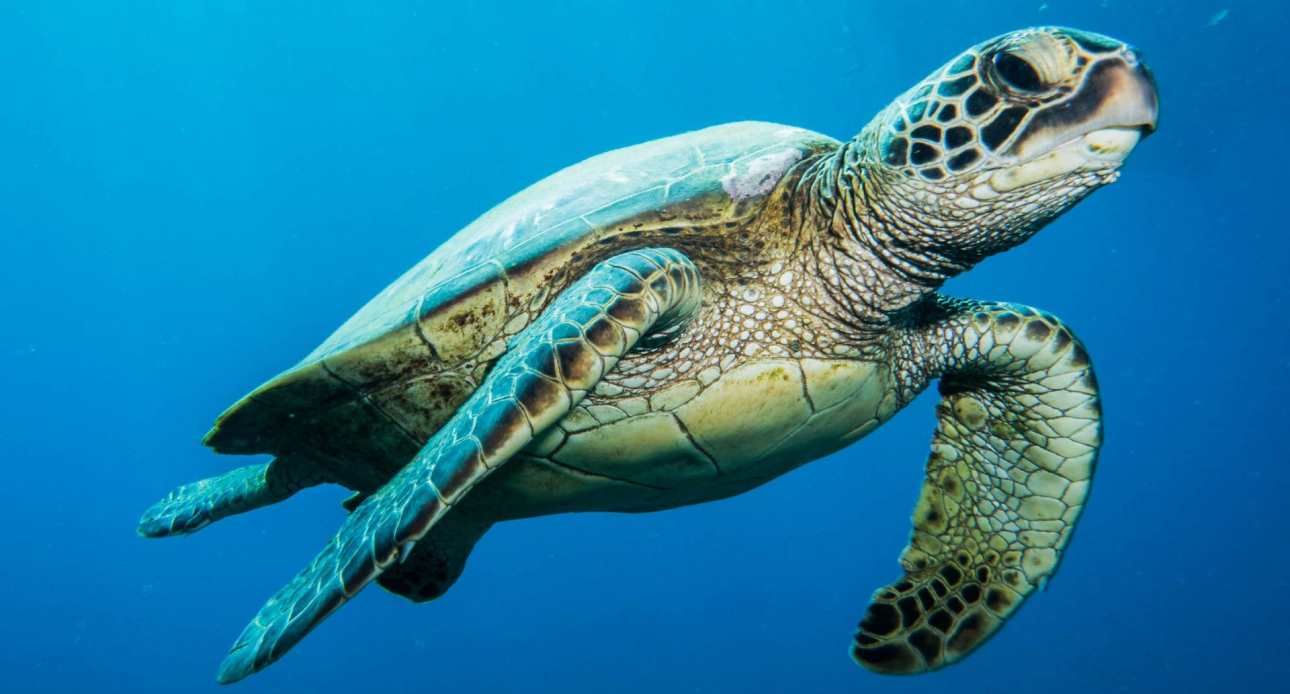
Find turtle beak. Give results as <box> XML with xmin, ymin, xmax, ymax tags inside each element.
<box><xmin>1095</xmin><ymin>49</ymin><xmax>1159</xmax><ymax>137</ymax></box>
<box><xmin>1008</xmin><ymin>47</ymin><xmax>1159</xmax><ymax>162</ymax></box>
<box><xmin>1129</xmin><ymin>55</ymin><xmax>1160</xmax><ymax>136</ymax></box>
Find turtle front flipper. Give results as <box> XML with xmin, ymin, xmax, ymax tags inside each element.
<box><xmin>137</xmin><ymin>458</ymin><xmax>324</xmax><ymax>538</ymax></box>
<box><xmin>853</xmin><ymin>297</ymin><xmax>1101</xmax><ymax>674</ymax></box>
<box><xmin>216</xmin><ymin>248</ymin><xmax>702</xmax><ymax>684</ymax></box>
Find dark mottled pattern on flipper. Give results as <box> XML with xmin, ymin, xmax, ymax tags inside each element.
<box><xmin>216</xmin><ymin>249</ymin><xmax>702</xmax><ymax>683</ymax></box>
<box><xmin>853</xmin><ymin>297</ymin><xmax>1101</xmax><ymax>674</ymax></box>
<box><xmin>205</xmin><ymin>123</ymin><xmax>835</xmax><ymax>455</ymax></box>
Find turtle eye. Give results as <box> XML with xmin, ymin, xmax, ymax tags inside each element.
<box><xmin>992</xmin><ymin>51</ymin><xmax>1045</xmax><ymax>93</ymax></box>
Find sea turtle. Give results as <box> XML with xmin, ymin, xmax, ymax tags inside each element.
<box><xmin>140</xmin><ymin>26</ymin><xmax>1157</xmax><ymax>683</ymax></box>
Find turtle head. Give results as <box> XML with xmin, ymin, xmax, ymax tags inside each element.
<box><xmin>845</xmin><ymin>27</ymin><xmax>1157</xmax><ymax>275</ymax></box>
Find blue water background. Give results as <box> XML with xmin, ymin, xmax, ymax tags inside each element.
<box><xmin>2</xmin><ymin>1</ymin><xmax>1286</xmax><ymax>692</ymax></box>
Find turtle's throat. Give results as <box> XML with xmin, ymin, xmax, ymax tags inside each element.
<box><xmin>801</xmin><ymin>141</ymin><xmax>970</xmax><ymax>331</ymax></box>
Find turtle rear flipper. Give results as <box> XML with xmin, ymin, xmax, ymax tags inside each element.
<box><xmin>137</xmin><ymin>457</ymin><xmax>324</xmax><ymax>538</ymax></box>
<box><xmin>378</xmin><ymin>513</ymin><xmax>492</xmax><ymax>603</ymax></box>
<box><xmin>853</xmin><ymin>299</ymin><xmax>1101</xmax><ymax>673</ymax></box>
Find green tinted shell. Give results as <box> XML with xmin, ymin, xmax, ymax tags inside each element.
<box><xmin>206</xmin><ymin>122</ymin><xmax>837</xmax><ymax>459</ymax></box>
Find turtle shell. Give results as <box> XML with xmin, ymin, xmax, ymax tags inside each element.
<box><xmin>205</xmin><ymin>122</ymin><xmax>837</xmax><ymax>487</ymax></box>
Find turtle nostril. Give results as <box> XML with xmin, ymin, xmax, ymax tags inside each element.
<box><xmin>993</xmin><ymin>52</ymin><xmax>1045</xmax><ymax>93</ymax></box>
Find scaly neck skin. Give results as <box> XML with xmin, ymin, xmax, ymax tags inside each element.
<box><xmin>790</xmin><ymin>137</ymin><xmax>977</xmax><ymax>340</ymax></box>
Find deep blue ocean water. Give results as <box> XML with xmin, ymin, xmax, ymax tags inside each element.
<box><xmin>3</xmin><ymin>1</ymin><xmax>1286</xmax><ymax>692</ymax></box>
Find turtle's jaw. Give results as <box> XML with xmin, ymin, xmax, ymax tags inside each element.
<box><xmin>985</xmin><ymin>126</ymin><xmax>1142</xmax><ymax>193</ymax></box>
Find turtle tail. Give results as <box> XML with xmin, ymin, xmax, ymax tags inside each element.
<box><xmin>138</xmin><ymin>458</ymin><xmax>325</xmax><ymax>538</ymax></box>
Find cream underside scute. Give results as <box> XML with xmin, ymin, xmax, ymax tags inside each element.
<box><xmin>482</xmin><ymin>358</ymin><xmax>893</xmax><ymax>516</ymax></box>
